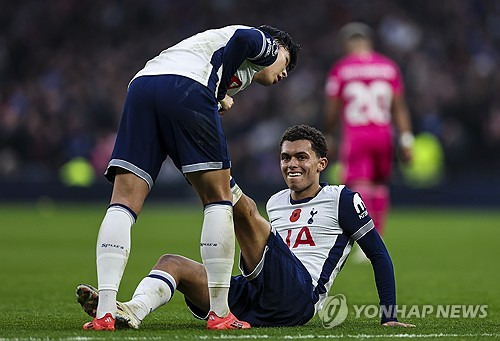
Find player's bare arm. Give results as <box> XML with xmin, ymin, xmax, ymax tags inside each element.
<box><xmin>392</xmin><ymin>94</ymin><xmax>414</xmax><ymax>164</ymax></box>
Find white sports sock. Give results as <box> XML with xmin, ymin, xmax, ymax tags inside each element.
<box><xmin>200</xmin><ymin>203</ymin><xmax>235</xmax><ymax>317</ymax></box>
<box><xmin>97</xmin><ymin>290</ymin><xmax>117</xmax><ymax>319</ymax></box>
<box><xmin>209</xmin><ymin>287</ymin><xmax>230</xmax><ymax>317</ymax></box>
<box><xmin>96</xmin><ymin>205</ymin><xmax>135</xmax><ymax>318</ymax></box>
<box><xmin>125</xmin><ymin>270</ymin><xmax>176</xmax><ymax>321</ymax></box>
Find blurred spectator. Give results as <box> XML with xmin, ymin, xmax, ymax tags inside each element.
<box><xmin>1</xmin><ymin>0</ymin><xmax>499</xmax><ymax>186</ymax></box>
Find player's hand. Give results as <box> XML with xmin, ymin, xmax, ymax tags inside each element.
<box><xmin>382</xmin><ymin>321</ymin><xmax>416</xmax><ymax>327</ymax></box>
<box><xmin>399</xmin><ymin>146</ymin><xmax>413</xmax><ymax>165</ymax></box>
<box><xmin>218</xmin><ymin>95</ymin><xmax>234</xmax><ymax>115</ymax></box>
<box><xmin>398</xmin><ymin>132</ymin><xmax>414</xmax><ymax>164</ymax></box>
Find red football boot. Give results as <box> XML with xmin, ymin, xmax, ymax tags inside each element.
<box><xmin>83</xmin><ymin>313</ymin><xmax>115</xmax><ymax>331</ymax></box>
<box><xmin>206</xmin><ymin>311</ymin><xmax>251</xmax><ymax>330</ymax></box>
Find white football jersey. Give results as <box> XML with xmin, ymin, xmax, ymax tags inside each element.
<box><xmin>266</xmin><ymin>185</ymin><xmax>374</xmax><ymax>312</ymax></box>
<box><xmin>130</xmin><ymin>25</ymin><xmax>272</xmax><ymax>98</ymax></box>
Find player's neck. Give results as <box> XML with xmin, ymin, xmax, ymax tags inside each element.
<box><xmin>290</xmin><ymin>184</ymin><xmax>322</xmax><ymax>201</ymax></box>
<box><xmin>349</xmin><ymin>47</ymin><xmax>372</xmax><ymax>55</ymax></box>
<box><xmin>347</xmin><ymin>41</ymin><xmax>372</xmax><ymax>55</ymax></box>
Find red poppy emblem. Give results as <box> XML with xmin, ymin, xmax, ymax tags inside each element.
<box><xmin>290</xmin><ymin>209</ymin><xmax>301</xmax><ymax>222</ymax></box>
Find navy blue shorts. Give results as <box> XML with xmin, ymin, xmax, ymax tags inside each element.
<box><xmin>186</xmin><ymin>231</ymin><xmax>316</xmax><ymax>327</ymax></box>
<box><xmin>105</xmin><ymin>75</ymin><xmax>230</xmax><ymax>189</ymax></box>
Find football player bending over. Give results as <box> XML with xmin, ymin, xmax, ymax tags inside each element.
<box><xmin>84</xmin><ymin>24</ymin><xmax>299</xmax><ymax>331</ymax></box>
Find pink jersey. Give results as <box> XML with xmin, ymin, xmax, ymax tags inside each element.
<box><xmin>325</xmin><ymin>51</ymin><xmax>403</xmax><ymax>129</ymax></box>
<box><xmin>325</xmin><ymin>51</ymin><xmax>404</xmax><ymax>183</ymax></box>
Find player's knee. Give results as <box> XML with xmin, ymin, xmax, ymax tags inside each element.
<box><xmin>154</xmin><ymin>254</ymin><xmax>198</xmax><ymax>285</ymax></box>
<box><xmin>155</xmin><ymin>254</ymin><xmax>183</xmax><ymax>271</ymax></box>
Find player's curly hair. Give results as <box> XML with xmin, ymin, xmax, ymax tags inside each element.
<box><xmin>280</xmin><ymin>125</ymin><xmax>328</xmax><ymax>158</ymax></box>
<box><xmin>258</xmin><ymin>25</ymin><xmax>300</xmax><ymax>72</ymax></box>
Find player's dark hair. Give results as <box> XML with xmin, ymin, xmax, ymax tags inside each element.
<box><xmin>280</xmin><ymin>125</ymin><xmax>328</xmax><ymax>158</ymax></box>
<box><xmin>258</xmin><ymin>25</ymin><xmax>300</xmax><ymax>72</ymax></box>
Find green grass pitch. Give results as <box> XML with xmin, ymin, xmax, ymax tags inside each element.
<box><xmin>0</xmin><ymin>202</ymin><xmax>499</xmax><ymax>340</ymax></box>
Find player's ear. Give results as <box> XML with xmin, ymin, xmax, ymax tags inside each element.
<box><xmin>317</xmin><ymin>157</ymin><xmax>328</xmax><ymax>172</ymax></box>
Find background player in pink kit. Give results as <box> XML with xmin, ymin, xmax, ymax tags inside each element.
<box><xmin>324</xmin><ymin>22</ymin><xmax>414</xmax><ymax>238</ymax></box>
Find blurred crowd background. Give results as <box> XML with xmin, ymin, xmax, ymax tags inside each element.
<box><xmin>1</xmin><ymin>0</ymin><xmax>499</xmax><ymax>201</ymax></box>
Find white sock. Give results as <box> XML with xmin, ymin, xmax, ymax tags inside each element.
<box><xmin>200</xmin><ymin>203</ymin><xmax>235</xmax><ymax>317</ymax></box>
<box><xmin>125</xmin><ymin>270</ymin><xmax>176</xmax><ymax>321</ymax></box>
<box><xmin>96</xmin><ymin>205</ymin><xmax>135</xmax><ymax>318</ymax></box>
<box><xmin>97</xmin><ymin>290</ymin><xmax>117</xmax><ymax>319</ymax></box>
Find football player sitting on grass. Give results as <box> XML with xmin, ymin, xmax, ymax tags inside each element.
<box><xmin>77</xmin><ymin>125</ymin><xmax>415</xmax><ymax>329</ymax></box>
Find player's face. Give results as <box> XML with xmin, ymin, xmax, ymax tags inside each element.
<box><xmin>253</xmin><ymin>46</ymin><xmax>290</xmax><ymax>86</ymax></box>
<box><xmin>280</xmin><ymin>140</ymin><xmax>327</xmax><ymax>200</ymax></box>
